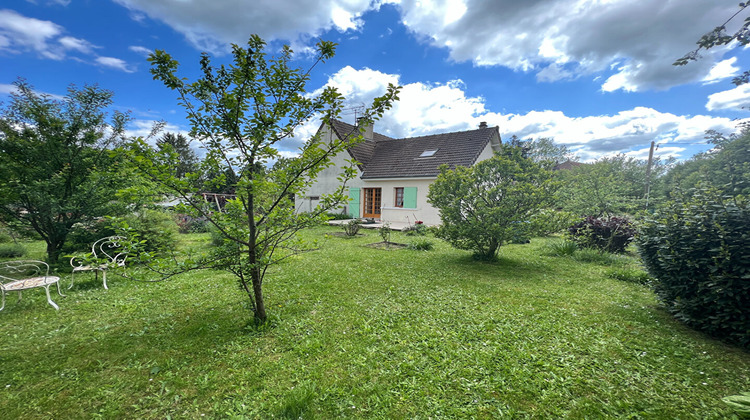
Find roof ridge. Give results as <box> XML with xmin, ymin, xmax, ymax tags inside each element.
<box><xmin>395</xmin><ymin>126</ymin><xmax>496</xmax><ymax>142</ymax></box>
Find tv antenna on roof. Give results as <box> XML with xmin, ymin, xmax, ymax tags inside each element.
<box><xmin>341</xmin><ymin>103</ymin><xmax>365</xmax><ymax>121</ymax></box>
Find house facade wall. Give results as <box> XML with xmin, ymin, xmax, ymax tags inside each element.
<box><xmin>360</xmin><ymin>177</ymin><xmax>439</xmax><ymax>225</ymax></box>
<box><xmin>295</xmin><ymin>124</ymin><xmax>365</xmax><ymax>214</ymax></box>
<box><xmin>297</xmin><ymin>124</ymin><xmax>500</xmax><ymax>225</ymax></box>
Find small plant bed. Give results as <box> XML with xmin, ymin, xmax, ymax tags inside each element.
<box><xmin>327</xmin><ymin>231</ymin><xmax>366</xmax><ymax>238</ymax></box>
<box><xmin>365</xmin><ymin>240</ymin><xmax>408</xmax><ymax>250</ymax></box>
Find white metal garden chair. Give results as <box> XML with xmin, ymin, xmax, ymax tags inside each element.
<box><xmin>0</xmin><ymin>260</ymin><xmax>64</xmax><ymax>311</ymax></box>
<box><xmin>69</xmin><ymin>236</ymin><xmax>128</xmax><ymax>290</ymax></box>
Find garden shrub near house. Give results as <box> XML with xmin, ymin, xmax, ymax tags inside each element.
<box><xmin>638</xmin><ymin>189</ymin><xmax>750</xmax><ymax>348</ymax></box>
<box><xmin>568</xmin><ymin>216</ymin><xmax>635</xmax><ymax>253</ymax></box>
<box><xmin>342</xmin><ymin>219</ymin><xmax>361</xmax><ymax>237</ymax></box>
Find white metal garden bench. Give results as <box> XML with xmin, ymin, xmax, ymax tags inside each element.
<box><xmin>0</xmin><ymin>260</ymin><xmax>64</xmax><ymax>311</ymax></box>
<box><xmin>69</xmin><ymin>235</ymin><xmax>127</xmax><ymax>290</ymax></box>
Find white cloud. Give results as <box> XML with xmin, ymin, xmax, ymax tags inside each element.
<box><xmin>706</xmin><ymin>83</ymin><xmax>750</xmax><ymax>111</ymax></box>
<box><xmin>293</xmin><ymin>67</ymin><xmax>744</xmax><ymax>161</ymax></box>
<box><xmin>102</xmin><ymin>0</ymin><xmax>747</xmax><ymax>91</ymax></box>
<box><xmin>95</xmin><ymin>56</ymin><xmax>135</xmax><ymax>73</ymax></box>
<box><xmin>0</xmin><ymin>9</ymin><xmax>135</xmax><ymax>73</ymax></box>
<box><xmin>702</xmin><ymin>57</ymin><xmax>740</xmax><ymax>84</ymax></box>
<box><xmin>59</xmin><ymin>36</ymin><xmax>98</xmax><ymax>54</ymax></box>
<box><xmin>111</xmin><ymin>0</ymin><xmax>376</xmax><ymax>52</ymax></box>
<box><xmin>0</xmin><ymin>8</ymin><xmax>64</xmax><ymax>59</ymax></box>
<box><xmin>128</xmin><ymin>45</ymin><xmax>152</xmax><ymax>56</ymax></box>
<box><xmin>394</xmin><ymin>0</ymin><xmax>741</xmax><ymax>91</ymax></box>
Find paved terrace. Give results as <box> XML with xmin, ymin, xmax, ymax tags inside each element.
<box><xmin>327</xmin><ymin>219</ymin><xmax>428</xmax><ymax>231</ymax></box>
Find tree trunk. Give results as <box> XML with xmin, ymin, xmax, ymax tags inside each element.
<box><xmin>252</xmin><ymin>267</ymin><xmax>266</xmax><ymax>322</ymax></box>
<box><xmin>45</xmin><ymin>238</ymin><xmax>64</xmax><ymax>265</ymax></box>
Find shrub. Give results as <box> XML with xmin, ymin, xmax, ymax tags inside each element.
<box><xmin>0</xmin><ymin>244</ymin><xmax>26</xmax><ymax>258</ymax></box>
<box><xmin>65</xmin><ymin>219</ymin><xmax>117</xmax><ymax>253</ymax></box>
<box><xmin>174</xmin><ymin>214</ymin><xmax>210</xmax><ymax>234</ymax></box>
<box><xmin>342</xmin><ymin>219</ymin><xmax>361</xmax><ymax>237</ymax></box>
<box><xmin>404</xmin><ymin>221</ymin><xmax>427</xmax><ymax>236</ymax></box>
<box><xmin>638</xmin><ymin>190</ymin><xmax>750</xmax><ymax>348</ymax></box>
<box><xmin>121</xmin><ymin>210</ymin><xmax>179</xmax><ymax>253</ymax></box>
<box><xmin>407</xmin><ymin>238</ymin><xmax>434</xmax><ymax>251</ymax></box>
<box><xmin>379</xmin><ymin>222</ymin><xmax>392</xmax><ymax>244</ymax></box>
<box><xmin>326</xmin><ymin>211</ymin><xmax>351</xmax><ymax>220</ymax></box>
<box><xmin>568</xmin><ymin>216</ymin><xmax>635</xmax><ymax>253</ymax></box>
<box><xmin>543</xmin><ymin>239</ymin><xmax>578</xmax><ymax>257</ymax></box>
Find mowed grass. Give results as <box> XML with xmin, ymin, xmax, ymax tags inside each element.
<box><xmin>1</xmin><ymin>227</ymin><xmax>748</xmax><ymax>418</ymax></box>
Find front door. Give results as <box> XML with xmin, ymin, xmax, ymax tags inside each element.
<box><xmin>363</xmin><ymin>188</ymin><xmax>382</xmax><ymax>218</ymax></box>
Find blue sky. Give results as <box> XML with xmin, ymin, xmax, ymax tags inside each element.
<box><xmin>2</xmin><ymin>0</ymin><xmax>750</xmax><ymax>161</ymax></box>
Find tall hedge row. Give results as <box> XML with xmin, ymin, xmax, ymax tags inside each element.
<box><xmin>638</xmin><ymin>190</ymin><xmax>750</xmax><ymax>348</ymax></box>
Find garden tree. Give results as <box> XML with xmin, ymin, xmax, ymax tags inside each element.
<box><xmin>128</xmin><ymin>35</ymin><xmax>399</xmax><ymax>322</ymax></box>
<box><xmin>675</xmin><ymin>3</ymin><xmax>750</xmax><ymax>86</ymax></box>
<box><xmin>156</xmin><ymin>132</ymin><xmax>199</xmax><ymax>178</ymax></box>
<box><xmin>0</xmin><ymin>80</ymin><xmax>129</xmax><ymax>263</ymax></box>
<box><xmin>427</xmin><ymin>147</ymin><xmax>555</xmax><ymax>260</ymax></box>
<box><xmin>659</xmin><ymin>129</ymin><xmax>750</xmax><ymax>198</ymax></box>
<box><xmin>525</xmin><ymin>137</ymin><xmax>578</xmax><ymax>169</ymax></box>
<box><xmin>556</xmin><ymin>154</ymin><xmax>664</xmax><ymax>217</ymax></box>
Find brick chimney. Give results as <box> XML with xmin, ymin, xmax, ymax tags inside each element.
<box><xmin>479</xmin><ymin>121</ymin><xmax>488</xmax><ymax>129</ymax></box>
<box><xmin>357</xmin><ymin>117</ymin><xmax>374</xmax><ymax>141</ymax></box>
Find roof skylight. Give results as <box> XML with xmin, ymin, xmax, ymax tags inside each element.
<box><xmin>419</xmin><ymin>149</ymin><xmax>438</xmax><ymax>157</ymax></box>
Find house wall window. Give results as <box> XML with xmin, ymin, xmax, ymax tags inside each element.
<box><xmin>394</xmin><ymin>187</ymin><xmax>404</xmax><ymax>207</ymax></box>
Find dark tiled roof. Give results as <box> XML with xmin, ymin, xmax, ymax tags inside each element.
<box><xmin>552</xmin><ymin>160</ymin><xmax>584</xmax><ymax>171</ymax></box>
<box><xmin>330</xmin><ymin>119</ymin><xmax>394</xmax><ymax>167</ymax></box>
<box><xmin>329</xmin><ymin>120</ymin><xmax>500</xmax><ymax>179</ymax></box>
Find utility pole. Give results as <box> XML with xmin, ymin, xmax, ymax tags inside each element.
<box><xmin>644</xmin><ymin>141</ymin><xmax>655</xmax><ymax>210</ymax></box>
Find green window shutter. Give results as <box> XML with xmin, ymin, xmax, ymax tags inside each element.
<box><xmin>403</xmin><ymin>187</ymin><xmax>417</xmax><ymax>209</ymax></box>
<box><xmin>348</xmin><ymin>187</ymin><xmax>360</xmax><ymax>218</ymax></box>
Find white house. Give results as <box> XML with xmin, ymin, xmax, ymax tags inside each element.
<box><xmin>296</xmin><ymin>119</ymin><xmax>502</xmax><ymax>225</ymax></box>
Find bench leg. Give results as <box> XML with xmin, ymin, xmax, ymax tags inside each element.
<box><xmin>102</xmin><ymin>270</ymin><xmax>108</xmax><ymax>290</ymax></box>
<box><xmin>69</xmin><ymin>271</ymin><xmax>75</xmax><ymax>290</ymax></box>
<box><xmin>43</xmin><ymin>285</ymin><xmax>59</xmax><ymax>310</ymax></box>
<box><xmin>0</xmin><ymin>290</ymin><xmax>5</xmax><ymax>311</ymax></box>
<box><xmin>55</xmin><ymin>280</ymin><xmax>66</xmax><ymax>298</ymax></box>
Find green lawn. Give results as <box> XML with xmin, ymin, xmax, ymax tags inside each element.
<box><xmin>1</xmin><ymin>227</ymin><xmax>748</xmax><ymax>418</ymax></box>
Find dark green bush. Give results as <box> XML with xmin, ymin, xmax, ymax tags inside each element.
<box><xmin>0</xmin><ymin>227</ymin><xmax>12</xmax><ymax>243</ymax></box>
<box><xmin>568</xmin><ymin>216</ymin><xmax>635</xmax><ymax>253</ymax></box>
<box><xmin>638</xmin><ymin>190</ymin><xmax>750</xmax><ymax>348</ymax></box>
<box><xmin>0</xmin><ymin>244</ymin><xmax>26</xmax><ymax>258</ymax></box>
<box><xmin>123</xmin><ymin>210</ymin><xmax>178</xmax><ymax>252</ymax></box>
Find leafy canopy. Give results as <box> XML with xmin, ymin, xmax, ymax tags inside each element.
<box><xmin>427</xmin><ymin>147</ymin><xmax>555</xmax><ymax>260</ymax></box>
<box><xmin>0</xmin><ymin>79</ymin><xmax>129</xmax><ymax>263</ymax></box>
<box><xmin>127</xmin><ymin>35</ymin><xmax>399</xmax><ymax>322</ymax></box>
